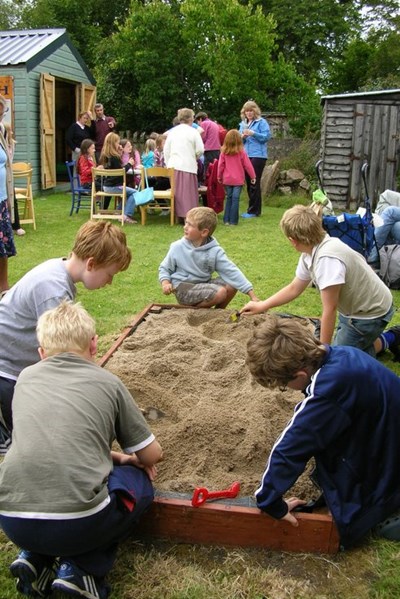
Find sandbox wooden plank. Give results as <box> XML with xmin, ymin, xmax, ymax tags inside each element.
<box><xmin>136</xmin><ymin>497</ymin><xmax>340</xmax><ymax>554</ymax></box>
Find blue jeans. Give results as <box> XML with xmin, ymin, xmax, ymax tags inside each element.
<box><xmin>369</xmin><ymin>206</ymin><xmax>400</xmax><ymax>263</ymax></box>
<box><xmin>333</xmin><ymin>305</ymin><xmax>394</xmax><ymax>356</ymax></box>
<box><xmin>0</xmin><ymin>465</ymin><xmax>154</xmax><ymax>578</ymax></box>
<box><xmin>103</xmin><ymin>186</ymin><xmax>136</xmax><ymax>217</ymax></box>
<box><xmin>223</xmin><ymin>185</ymin><xmax>242</xmax><ymax>225</ymax></box>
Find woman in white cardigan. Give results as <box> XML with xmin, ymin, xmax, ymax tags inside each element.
<box><xmin>164</xmin><ymin>108</ymin><xmax>204</xmax><ymax>221</ymax></box>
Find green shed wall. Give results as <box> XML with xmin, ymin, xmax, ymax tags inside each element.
<box><xmin>1</xmin><ymin>41</ymin><xmax>94</xmax><ymax>193</ymax></box>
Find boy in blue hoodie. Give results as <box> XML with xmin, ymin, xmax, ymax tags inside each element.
<box><xmin>159</xmin><ymin>207</ymin><xmax>258</xmax><ymax>308</ymax></box>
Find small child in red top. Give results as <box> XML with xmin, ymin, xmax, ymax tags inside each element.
<box><xmin>77</xmin><ymin>139</ymin><xmax>96</xmax><ymax>189</ymax></box>
<box><xmin>217</xmin><ymin>130</ymin><xmax>256</xmax><ymax>226</ymax></box>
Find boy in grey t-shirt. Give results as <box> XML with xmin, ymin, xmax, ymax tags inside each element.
<box><xmin>0</xmin><ymin>219</ymin><xmax>132</xmax><ymax>452</ymax></box>
<box><xmin>0</xmin><ymin>301</ymin><xmax>163</xmax><ymax>599</ymax></box>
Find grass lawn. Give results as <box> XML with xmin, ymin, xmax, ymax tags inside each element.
<box><xmin>1</xmin><ymin>190</ymin><xmax>400</xmax><ymax>598</ymax></box>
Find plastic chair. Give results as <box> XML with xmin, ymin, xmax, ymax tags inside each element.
<box><xmin>139</xmin><ymin>166</ymin><xmax>175</xmax><ymax>226</ymax></box>
<box><xmin>65</xmin><ymin>160</ymin><xmax>91</xmax><ymax>216</ymax></box>
<box><xmin>12</xmin><ymin>162</ymin><xmax>36</xmax><ymax>230</ymax></box>
<box><xmin>90</xmin><ymin>167</ymin><xmax>126</xmax><ymax>226</ymax></box>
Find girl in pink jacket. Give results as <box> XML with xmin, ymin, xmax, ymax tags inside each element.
<box><xmin>218</xmin><ymin>130</ymin><xmax>256</xmax><ymax>226</ymax></box>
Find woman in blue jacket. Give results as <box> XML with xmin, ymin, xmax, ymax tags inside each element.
<box><xmin>239</xmin><ymin>101</ymin><xmax>271</xmax><ymax>218</ymax></box>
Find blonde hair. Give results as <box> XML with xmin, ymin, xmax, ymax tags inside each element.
<box><xmin>186</xmin><ymin>207</ymin><xmax>218</xmax><ymax>235</ymax></box>
<box><xmin>221</xmin><ymin>129</ymin><xmax>243</xmax><ymax>155</ymax></box>
<box><xmin>177</xmin><ymin>108</ymin><xmax>194</xmax><ymax>124</ymax></box>
<box><xmin>71</xmin><ymin>220</ymin><xmax>131</xmax><ymax>271</ymax></box>
<box><xmin>100</xmin><ymin>132</ymin><xmax>121</xmax><ymax>165</ymax></box>
<box><xmin>144</xmin><ymin>138</ymin><xmax>156</xmax><ymax>153</ymax></box>
<box><xmin>246</xmin><ymin>314</ymin><xmax>326</xmax><ymax>389</ymax></box>
<box><xmin>280</xmin><ymin>205</ymin><xmax>326</xmax><ymax>246</ymax></box>
<box><xmin>37</xmin><ymin>301</ymin><xmax>96</xmax><ymax>357</ymax></box>
<box><xmin>240</xmin><ymin>100</ymin><xmax>261</xmax><ymax>121</ymax></box>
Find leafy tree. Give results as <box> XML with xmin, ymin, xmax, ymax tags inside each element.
<box><xmin>95</xmin><ymin>0</ymin><xmax>321</xmax><ymax>134</ymax></box>
<box><xmin>95</xmin><ymin>0</ymin><xmax>187</xmax><ymax>132</ymax></box>
<box><xmin>17</xmin><ymin>0</ymin><xmax>132</xmax><ymax>67</ymax></box>
<box><xmin>327</xmin><ymin>38</ymin><xmax>374</xmax><ymax>93</ymax></box>
<box><xmin>240</xmin><ymin>0</ymin><xmax>361</xmax><ymax>83</ymax></box>
<box><xmin>0</xmin><ymin>0</ymin><xmax>26</xmax><ymax>29</ymax></box>
<box><xmin>326</xmin><ymin>17</ymin><xmax>400</xmax><ymax>92</ymax></box>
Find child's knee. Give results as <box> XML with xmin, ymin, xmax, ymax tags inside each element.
<box><xmin>214</xmin><ymin>286</ymin><xmax>228</xmax><ymax>302</ymax></box>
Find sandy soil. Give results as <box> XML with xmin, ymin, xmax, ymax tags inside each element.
<box><xmin>105</xmin><ymin>308</ymin><xmax>317</xmax><ymax>501</ymax></box>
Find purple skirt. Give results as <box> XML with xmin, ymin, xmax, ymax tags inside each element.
<box><xmin>0</xmin><ymin>200</ymin><xmax>16</xmax><ymax>258</ymax></box>
<box><xmin>174</xmin><ymin>171</ymin><xmax>199</xmax><ymax>218</ymax></box>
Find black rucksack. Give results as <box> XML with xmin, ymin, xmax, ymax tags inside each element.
<box><xmin>378</xmin><ymin>245</ymin><xmax>400</xmax><ymax>289</ymax></box>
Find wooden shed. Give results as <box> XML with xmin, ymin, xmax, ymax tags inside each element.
<box><xmin>0</xmin><ymin>28</ymin><xmax>96</xmax><ymax>193</ymax></box>
<box><xmin>320</xmin><ymin>89</ymin><xmax>400</xmax><ymax>209</ymax></box>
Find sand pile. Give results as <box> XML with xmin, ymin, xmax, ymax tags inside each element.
<box><xmin>105</xmin><ymin>308</ymin><xmax>316</xmax><ymax>500</ymax></box>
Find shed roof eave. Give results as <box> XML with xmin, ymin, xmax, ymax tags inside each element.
<box><xmin>0</xmin><ymin>29</ymin><xmax>95</xmax><ymax>86</ymax></box>
<box><xmin>321</xmin><ymin>89</ymin><xmax>400</xmax><ymax>104</ymax></box>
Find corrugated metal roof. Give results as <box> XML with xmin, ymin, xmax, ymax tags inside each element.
<box><xmin>0</xmin><ymin>29</ymin><xmax>66</xmax><ymax>66</ymax></box>
<box><xmin>321</xmin><ymin>89</ymin><xmax>400</xmax><ymax>101</ymax></box>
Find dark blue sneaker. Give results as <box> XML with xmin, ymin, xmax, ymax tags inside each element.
<box><xmin>10</xmin><ymin>550</ymin><xmax>55</xmax><ymax>597</ymax></box>
<box><xmin>52</xmin><ymin>561</ymin><xmax>110</xmax><ymax>599</ymax></box>
<box><xmin>387</xmin><ymin>325</ymin><xmax>400</xmax><ymax>362</ymax></box>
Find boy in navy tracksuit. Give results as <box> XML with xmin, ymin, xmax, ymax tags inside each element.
<box><xmin>246</xmin><ymin>314</ymin><xmax>400</xmax><ymax>548</ymax></box>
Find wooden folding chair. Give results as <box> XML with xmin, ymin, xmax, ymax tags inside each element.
<box><xmin>90</xmin><ymin>167</ymin><xmax>126</xmax><ymax>226</ymax></box>
<box><xmin>139</xmin><ymin>167</ymin><xmax>175</xmax><ymax>226</ymax></box>
<box><xmin>12</xmin><ymin>162</ymin><xmax>36</xmax><ymax>230</ymax></box>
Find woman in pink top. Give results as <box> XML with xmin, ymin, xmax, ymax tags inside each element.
<box><xmin>217</xmin><ymin>130</ymin><xmax>256</xmax><ymax>226</ymax></box>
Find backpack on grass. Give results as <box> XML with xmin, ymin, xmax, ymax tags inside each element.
<box><xmin>378</xmin><ymin>245</ymin><xmax>400</xmax><ymax>289</ymax></box>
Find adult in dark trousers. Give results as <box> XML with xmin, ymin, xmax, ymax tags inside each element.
<box><xmin>194</xmin><ymin>111</ymin><xmax>221</xmax><ymax>197</ymax></box>
<box><xmin>94</xmin><ymin>103</ymin><xmax>116</xmax><ymax>162</ymax></box>
<box><xmin>66</xmin><ymin>111</ymin><xmax>95</xmax><ymax>164</ymax></box>
<box><xmin>239</xmin><ymin>100</ymin><xmax>271</xmax><ymax>218</ymax></box>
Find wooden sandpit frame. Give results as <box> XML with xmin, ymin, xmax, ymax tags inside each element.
<box><xmin>99</xmin><ymin>303</ymin><xmax>340</xmax><ymax>554</ymax></box>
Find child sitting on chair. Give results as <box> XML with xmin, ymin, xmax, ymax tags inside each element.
<box><xmin>77</xmin><ymin>138</ymin><xmax>96</xmax><ymax>189</ymax></box>
<box><xmin>141</xmin><ymin>138</ymin><xmax>156</xmax><ymax>169</ymax></box>
<box><xmin>100</xmin><ymin>132</ymin><xmax>138</xmax><ymax>224</ymax></box>
<box><xmin>0</xmin><ymin>300</ymin><xmax>163</xmax><ymax>599</ymax></box>
<box><xmin>120</xmin><ymin>138</ymin><xmax>141</xmax><ymax>188</ymax></box>
<box><xmin>159</xmin><ymin>207</ymin><xmax>258</xmax><ymax>308</ymax></box>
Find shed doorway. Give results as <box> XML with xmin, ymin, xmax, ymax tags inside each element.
<box><xmin>55</xmin><ymin>79</ymin><xmax>76</xmax><ymax>182</ymax></box>
<box><xmin>40</xmin><ymin>73</ymin><xmax>96</xmax><ymax>189</ymax></box>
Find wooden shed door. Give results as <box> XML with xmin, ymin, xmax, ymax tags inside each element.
<box><xmin>40</xmin><ymin>73</ymin><xmax>56</xmax><ymax>189</ymax></box>
<box><xmin>351</xmin><ymin>103</ymin><xmax>400</xmax><ymax>205</ymax></box>
<box><xmin>76</xmin><ymin>84</ymin><xmax>96</xmax><ymax>117</ymax></box>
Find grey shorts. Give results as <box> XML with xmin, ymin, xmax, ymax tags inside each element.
<box><xmin>175</xmin><ymin>278</ymin><xmax>226</xmax><ymax>305</ymax></box>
